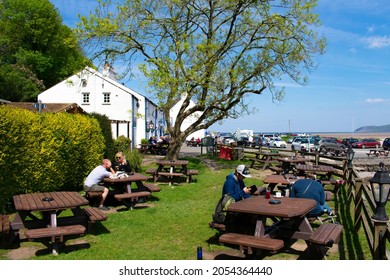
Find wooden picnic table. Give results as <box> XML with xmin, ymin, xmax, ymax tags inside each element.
<box><xmin>276</xmin><ymin>156</ymin><xmax>311</xmax><ymax>174</ymax></box>
<box><xmin>13</xmin><ymin>191</ymin><xmax>89</xmax><ymax>255</ymax></box>
<box><xmin>249</xmin><ymin>151</ymin><xmax>281</xmax><ymax>170</ymax></box>
<box><xmin>263</xmin><ymin>174</ymin><xmax>300</xmax><ymax>196</ymax></box>
<box><xmin>221</xmin><ymin>195</ymin><xmax>317</xmax><ymax>254</ymax></box>
<box><xmin>366</xmin><ymin>149</ymin><xmax>389</xmax><ymax>157</ymax></box>
<box><xmin>103</xmin><ymin>173</ymin><xmax>151</xmax><ymax>209</ymax></box>
<box><xmin>13</xmin><ymin>191</ymin><xmax>89</xmax><ymax>228</ymax></box>
<box><xmin>138</xmin><ymin>143</ymin><xmax>169</xmax><ymax>155</ymax></box>
<box><xmin>155</xmin><ymin>160</ymin><xmax>190</xmax><ymax>185</ymax></box>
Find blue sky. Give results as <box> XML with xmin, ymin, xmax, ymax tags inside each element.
<box><xmin>50</xmin><ymin>0</ymin><xmax>390</xmax><ymax>133</ymax></box>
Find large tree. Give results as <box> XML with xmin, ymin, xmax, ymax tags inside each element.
<box><xmin>78</xmin><ymin>0</ymin><xmax>325</xmax><ymax>159</ymax></box>
<box><xmin>0</xmin><ymin>0</ymin><xmax>89</xmax><ymax>101</ymax></box>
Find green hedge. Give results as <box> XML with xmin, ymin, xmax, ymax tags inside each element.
<box><xmin>0</xmin><ymin>106</ymin><xmax>105</xmax><ymax>212</ymax></box>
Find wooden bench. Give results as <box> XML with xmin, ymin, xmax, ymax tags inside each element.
<box><xmin>208</xmin><ymin>221</ymin><xmax>226</xmax><ymax>231</ymax></box>
<box><xmin>157</xmin><ymin>172</ymin><xmax>186</xmax><ymax>185</ymax></box>
<box><xmin>268</xmin><ymin>166</ymin><xmax>283</xmax><ymax>174</ymax></box>
<box><xmin>143</xmin><ymin>183</ymin><xmax>161</xmax><ymax>192</ymax></box>
<box><xmin>114</xmin><ymin>191</ymin><xmax>151</xmax><ymax>209</ymax></box>
<box><xmin>25</xmin><ymin>225</ymin><xmax>86</xmax><ymax>243</ymax></box>
<box><xmin>186</xmin><ymin>169</ymin><xmax>199</xmax><ymax>182</ymax></box>
<box><xmin>85</xmin><ymin>191</ymin><xmax>103</xmax><ymax>206</ymax></box>
<box><xmin>219</xmin><ymin>232</ymin><xmax>284</xmax><ymax>255</ymax></box>
<box><xmin>25</xmin><ymin>224</ymin><xmax>86</xmax><ymax>255</ymax></box>
<box><xmin>146</xmin><ymin>168</ymin><xmax>158</xmax><ymax>182</ymax></box>
<box><xmin>82</xmin><ymin>207</ymin><xmax>107</xmax><ymax>231</ymax></box>
<box><xmin>307</xmin><ymin>223</ymin><xmax>343</xmax><ymax>259</ymax></box>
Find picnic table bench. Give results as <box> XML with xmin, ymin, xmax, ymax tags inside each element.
<box><xmin>25</xmin><ymin>224</ymin><xmax>86</xmax><ymax>256</ymax></box>
<box><xmin>307</xmin><ymin>223</ymin><xmax>343</xmax><ymax>259</ymax></box>
<box><xmin>114</xmin><ymin>191</ymin><xmax>151</xmax><ymax>209</ymax></box>
<box><xmin>82</xmin><ymin>207</ymin><xmax>107</xmax><ymax>231</ymax></box>
<box><xmin>219</xmin><ymin>232</ymin><xmax>284</xmax><ymax>255</ymax></box>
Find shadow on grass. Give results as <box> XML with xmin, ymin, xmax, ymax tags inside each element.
<box><xmin>335</xmin><ymin>185</ymin><xmax>366</xmax><ymax>259</ymax></box>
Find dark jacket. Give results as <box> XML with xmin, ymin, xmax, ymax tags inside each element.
<box><xmin>222</xmin><ymin>173</ymin><xmax>251</xmax><ymax>201</ymax></box>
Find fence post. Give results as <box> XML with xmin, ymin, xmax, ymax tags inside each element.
<box><xmin>372</xmin><ymin>220</ymin><xmax>388</xmax><ymax>260</ymax></box>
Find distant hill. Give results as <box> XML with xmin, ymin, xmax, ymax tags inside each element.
<box><xmin>355</xmin><ymin>124</ymin><xmax>390</xmax><ymax>133</ymax></box>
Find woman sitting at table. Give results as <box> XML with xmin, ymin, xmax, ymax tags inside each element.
<box><xmin>222</xmin><ymin>164</ymin><xmax>252</xmax><ymax>201</ymax></box>
<box><xmin>112</xmin><ymin>152</ymin><xmax>132</xmax><ymax>173</ymax></box>
<box><xmin>289</xmin><ymin>178</ymin><xmax>335</xmax><ymax>217</ymax></box>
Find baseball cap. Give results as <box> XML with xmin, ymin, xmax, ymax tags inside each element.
<box><xmin>236</xmin><ymin>164</ymin><xmax>251</xmax><ymax>178</ymax></box>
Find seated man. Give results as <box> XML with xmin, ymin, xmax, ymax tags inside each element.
<box><xmin>289</xmin><ymin>178</ymin><xmax>334</xmax><ymax>217</ymax></box>
<box><xmin>222</xmin><ymin>164</ymin><xmax>252</xmax><ymax>201</ymax></box>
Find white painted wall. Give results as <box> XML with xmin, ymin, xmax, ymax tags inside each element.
<box><xmin>170</xmin><ymin>94</ymin><xmax>205</xmax><ymax>141</ymax></box>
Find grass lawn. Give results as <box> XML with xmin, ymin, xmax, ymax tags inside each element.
<box><xmin>0</xmin><ymin>154</ymin><xmax>372</xmax><ymax>260</ymax></box>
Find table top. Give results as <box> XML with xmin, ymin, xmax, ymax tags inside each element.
<box><xmin>13</xmin><ymin>191</ymin><xmax>88</xmax><ymax>212</ymax></box>
<box><xmin>254</xmin><ymin>151</ymin><xmax>281</xmax><ymax>156</ymax></box>
<box><xmin>156</xmin><ymin>160</ymin><xmax>189</xmax><ymax>166</ymax></box>
<box><xmin>103</xmin><ymin>172</ymin><xmax>148</xmax><ymax>184</ymax></box>
<box><xmin>277</xmin><ymin>157</ymin><xmax>311</xmax><ymax>163</ymax></box>
<box><xmin>227</xmin><ymin>195</ymin><xmax>316</xmax><ymax>218</ymax></box>
<box><xmin>295</xmin><ymin>164</ymin><xmax>335</xmax><ymax>173</ymax></box>
<box><xmin>263</xmin><ymin>174</ymin><xmax>300</xmax><ymax>185</ymax></box>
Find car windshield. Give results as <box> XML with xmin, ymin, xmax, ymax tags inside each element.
<box><xmin>301</xmin><ymin>138</ymin><xmax>314</xmax><ymax>144</ymax></box>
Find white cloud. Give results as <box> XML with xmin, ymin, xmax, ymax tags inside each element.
<box><xmin>363</xmin><ymin>36</ymin><xmax>390</xmax><ymax>48</ymax></box>
<box><xmin>365</xmin><ymin>98</ymin><xmax>387</xmax><ymax>104</ymax></box>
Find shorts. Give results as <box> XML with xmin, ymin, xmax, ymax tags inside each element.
<box><xmin>84</xmin><ymin>184</ymin><xmax>106</xmax><ymax>192</ymax></box>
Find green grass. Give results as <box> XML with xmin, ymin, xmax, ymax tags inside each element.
<box><xmin>0</xmin><ymin>155</ymin><xmax>372</xmax><ymax>260</ymax></box>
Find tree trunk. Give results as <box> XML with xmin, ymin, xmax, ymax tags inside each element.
<box><xmin>166</xmin><ymin>136</ymin><xmax>184</xmax><ymax>160</ymax></box>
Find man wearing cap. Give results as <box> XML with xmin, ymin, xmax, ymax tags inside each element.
<box><xmin>222</xmin><ymin>164</ymin><xmax>252</xmax><ymax>201</ymax></box>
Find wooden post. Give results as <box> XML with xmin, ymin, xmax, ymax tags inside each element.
<box><xmin>372</xmin><ymin>220</ymin><xmax>388</xmax><ymax>260</ymax></box>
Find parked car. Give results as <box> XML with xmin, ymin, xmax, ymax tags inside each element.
<box><xmin>382</xmin><ymin>138</ymin><xmax>390</xmax><ymax>150</ymax></box>
<box><xmin>351</xmin><ymin>138</ymin><xmax>381</xmax><ymax>149</ymax></box>
<box><xmin>318</xmin><ymin>138</ymin><xmax>346</xmax><ymax>154</ymax></box>
<box><xmin>291</xmin><ymin>137</ymin><xmax>315</xmax><ymax>151</ymax></box>
<box><xmin>341</xmin><ymin>138</ymin><xmax>359</xmax><ymax>146</ymax></box>
<box><xmin>268</xmin><ymin>137</ymin><xmax>287</xmax><ymax>148</ymax></box>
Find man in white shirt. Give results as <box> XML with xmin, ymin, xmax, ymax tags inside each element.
<box><xmin>84</xmin><ymin>159</ymin><xmax>115</xmax><ymax>210</ymax></box>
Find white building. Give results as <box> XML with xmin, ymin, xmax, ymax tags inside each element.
<box><xmin>38</xmin><ymin>65</ymin><xmax>165</xmax><ymax>147</ymax></box>
<box><xmin>170</xmin><ymin>93</ymin><xmax>205</xmax><ymax>141</ymax></box>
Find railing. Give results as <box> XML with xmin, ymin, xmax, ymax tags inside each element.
<box><xmin>243</xmin><ymin>147</ymin><xmax>390</xmax><ymax>259</ymax></box>
<box><xmin>344</xmin><ymin>164</ymin><xmax>390</xmax><ymax>260</ymax></box>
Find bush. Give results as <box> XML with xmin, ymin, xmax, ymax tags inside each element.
<box><xmin>89</xmin><ymin>112</ymin><xmax>115</xmax><ymax>159</ymax></box>
<box><xmin>0</xmin><ymin>106</ymin><xmax>105</xmax><ymax>212</ymax></box>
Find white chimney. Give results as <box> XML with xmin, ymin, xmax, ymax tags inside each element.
<box><xmin>103</xmin><ymin>62</ymin><xmax>117</xmax><ymax>80</ymax></box>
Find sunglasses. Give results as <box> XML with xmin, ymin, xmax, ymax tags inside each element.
<box><xmin>116</xmin><ymin>157</ymin><xmax>122</xmax><ymax>160</ymax></box>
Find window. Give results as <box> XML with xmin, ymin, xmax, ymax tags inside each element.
<box><xmin>103</xmin><ymin>92</ymin><xmax>110</xmax><ymax>104</ymax></box>
<box><xmin>82</xmin><ymin>92</ymin><xmax>90</xmax><ymax>104</ymax></box>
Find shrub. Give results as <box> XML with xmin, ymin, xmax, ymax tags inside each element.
<box><xmin>0</xmin><ymin>106</ymin><xmax>105</xmax><ymax>212</ymax></box>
